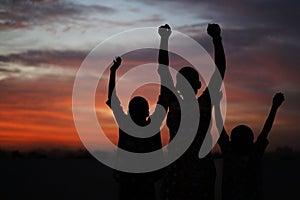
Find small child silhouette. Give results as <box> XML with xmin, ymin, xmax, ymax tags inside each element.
<box><xmin>106</xmin><ymin>57</ymin><xmax>168</xmax><ymax>200</ymax></box>
<box><xmin>215</xmin><ymin>92</ymin><xmax>285</xmax><ymax>200</ymax></box>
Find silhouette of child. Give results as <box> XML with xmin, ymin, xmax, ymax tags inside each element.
<box><xmin>158</xmin><ymin>23</ymin><xmax>226</xmax><ymax>200</ymax></box>
<box><xmin>106</xmin><ymin>57</ymin><xmax>168</xmax><ymax>200</ymax></box>
<box><xmin>215</xmin><ymin>92</ymin><xmax>285</xmax><ymax>200</ymax></box>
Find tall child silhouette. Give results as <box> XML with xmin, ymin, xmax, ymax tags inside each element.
<box><xmin>106</xmin><ymin>57</ymin><xmax>168</xmax><ymax>200</ymax></box>
<box><xmin>158</xmin><ymin>23</ymin><xmax>226</xmax><ymax>200</ymax></box>
<box><xmin>215</xmin><ymin>92</ymin><xmax>285</xmax><ymax>200</ymax></box>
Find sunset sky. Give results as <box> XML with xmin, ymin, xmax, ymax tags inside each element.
<box><xmin>0</xmin><ymin>0</ymin><xmax>299</xmax><ymax>152</ymax></box>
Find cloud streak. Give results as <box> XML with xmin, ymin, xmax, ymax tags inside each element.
<box><xmin>0</xmin><ymin>49</ymin><xmax>88</xmax><ymax>67</ymax></box>
<box><xmin>0</xmin><ymin>0</ymin><xmax>115</xmax><ymax>29</ymax></box>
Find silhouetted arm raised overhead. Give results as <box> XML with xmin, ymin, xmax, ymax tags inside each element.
<box><xmin>106</xmin><ymin>57</ymin><xmax>122</xmax><ymax>107</ymax></box>
<box><xmin>106</xmin><ymin>57</ymin><xmax>127</xmax><ymax>127</ymax></box>
<box><xmin>213</xmin><ymin>91</ymin><xmax>224</xmax><ymax>134</ymax></box>
<box><xmin>213</xmin><ymin>90</ymin><xmax>230</xmax><ymax>151</ymax></box>
<box><xmin>207</xmin><ymin>24</ymin><xmax>227</xmax><ymax>151</ymax></box>
<box><xmin>157</xmin><ymin>24</ymin><xmax>175</xmax><ymax>93</ymax></box>
<box><xmin>207</xmin><ymin>24</ymin><xmax>226</xmax><ymax>92</ymax></box>
<box><xmin>258</xmin><ymin>92</ymin><xmax>285</xmax><ymax>140</ymax></box>
<box><xmin>150</xmin><ymin>24</ymin><xmax>174</xmax><ymax>124</ymax></box>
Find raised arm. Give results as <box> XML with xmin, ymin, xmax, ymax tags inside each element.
<box><xmin>106</xmin><ymin>57</ymin><xmax>122</xmax><ymax>107</ymax></box>
<box><xmin>213</xmin><ymin>91</ymin><xmax>224</xmax><ymax>133</ymax></box>
<box><xmin>258</xmin><ymin>92</ymin><xmax>285</xmax><ymax>139</ymax></box>
<box><xmin>149</xmin><ymin>25</ymin><xmax>174</xmax><ymax>125</ymax></box>
<box><xmin>207</xmin><ymin>24</ymin><xmax>226</xmax><ymax>92</ymax></box>
<box><xmin>213</xmin><ymin>90</ymin><xmax>230</xmax><ymax>150</ymax></box>
<box><xmin>106</xmin><ymin>57</ymin><xmax>128</xmax><ymax>128</ymax></box>
<box><xmin>158</xmin><ymin>24</ymin><xmax>170</xmax><ymax>67</ymax></box>
<box><xmin>157</xmin><ymin>24</ymin><xmax>175</xmax><ymax>94</ymax></box>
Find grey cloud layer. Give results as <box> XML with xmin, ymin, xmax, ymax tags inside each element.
<box><xmin>0</xmin><ymin>0</ymin><xmax>115</xmax><ymax>28</ymax></box>
<box><xmin>0</xmin><ymin>49</ymin><xmax>88</xmax><ymax>67</ymax></box>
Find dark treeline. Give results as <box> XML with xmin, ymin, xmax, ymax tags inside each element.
<box><xmin>0</xmin><ymin>148</ymin><xmax>93</xmax><ymax>159</ymax></box>
<box><xmin>0</xmin><ymin>146</ymin><xmax>298</xmax><ymax>160</ymax></box>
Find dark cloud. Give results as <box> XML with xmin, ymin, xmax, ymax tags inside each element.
<box><xmin>135</xmin><ymin>0</ymin><xmax>300</xmax><ymax>46</ymax></box>
<box><xmin>0</xmin><ymin>0</ymin><xmax>115</xmax><ymax>29</ymax></box>
<box><xmin>0</xmin><ymin>49</ymin><xmax>88</xmax><ymax>68</ymax></box>
<box><xmin>135</xmin><ymin>0</ymin><xmax>299</xmax><ymax>23</ymax></box>
<box><xmin>0</xmin><ymin>67</ymin><xmax>20</xmax><ymax>73</ymax></box>
<box><xmin>132</xmin><ymin>0</ymin><xmax>300</xmax><ymax>95</ymax></box>
<box><xmin>138</xmin><ymin>14</ymin><xmax>165</xmax><ymax>23</ymax></box>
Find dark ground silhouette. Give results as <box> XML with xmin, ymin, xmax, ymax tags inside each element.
<box><xmin>0</xmin><ymin>153</ymin><xmax>299</xmax><ymax>200</ymax></box>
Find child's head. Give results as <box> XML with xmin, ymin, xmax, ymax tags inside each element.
<box><xmin>128</xmin><ymin>96</ymin><xmax>149</xmax><ymax>123</ymax></box>
<box><xmin>176</xmin><ymin>66</ymin><xmax>201</xmax><ymax>95</ymax></box>
<box><xmin>231</xmin><ymin>125</ymin><xmax>254</xmax><ymax>153</ymax></box>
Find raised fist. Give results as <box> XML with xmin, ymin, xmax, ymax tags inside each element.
<box><xmin>158</xmin><ymin>24</ymin><xmax>172</xmax><ymax>38</ymax></box>
<box><xmin>111</xmin><ymin>56</ymin><xmax>122</xmax><ymax>71</ymax></box>
<box><xmin>272</xmin><ymin>92</ymin><xmax>285</xmax><ymax>108</ymax></box>
<box><xmin>207</xmin><ymin>23</ymin><xmax>221</xmax><ymax>38</ymax></box>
